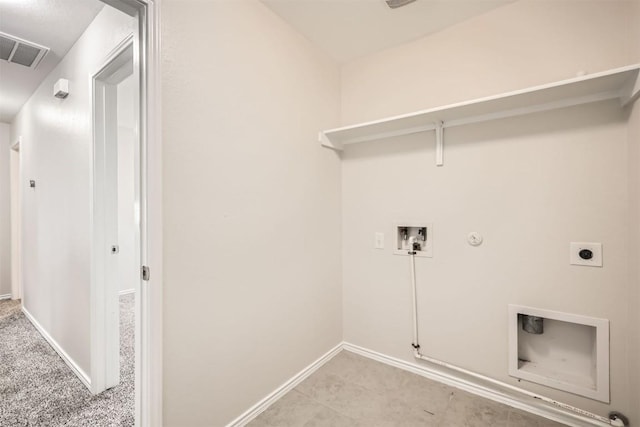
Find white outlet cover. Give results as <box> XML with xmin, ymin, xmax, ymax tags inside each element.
<box><xmin>570</xmin><ymin>242</ymin><xmax>602</xmax><ymax>267</ymax></box>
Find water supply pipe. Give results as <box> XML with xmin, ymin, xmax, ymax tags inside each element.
<box><xmin>406</xmin><ymin>251</ymin><xmax>622</xmax><ymax>426</ymax></box>
<box><xmin>409</xmin><ymin>250</ymin><xmax>419</xmax><ymax>351</ymax></box>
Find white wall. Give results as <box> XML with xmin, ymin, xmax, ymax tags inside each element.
<box><xmin>0</xmin><ymin>122</ymin><xmax>11</xmax><ymax>298</ymax></box>
<box><xmin>627</xmin><ymin>0</ymin><xmax>640</xmax><ymax>423</ymax></box>
<box><xmin>628</xmin><ymin>99</ymin><xmax>640</xmax><ymax>426</ymax></box>
<box><xmin>10</xmin><ymin>6</ymin><xmax>134</xmax><ymax>378</ymax></box>
<box><xmin>161</xmin><ymin>0</ymin><xmax>342</xmax><ymax>425</ymax></box>
<box><xmin>117</xmin><ymin>74</ymin><xmax>136</xmax><ymax>293</ymax></box>
<box><xmin>342</xmin><ymin>1</ymin><xmax>635</xmax><ymax>124</ymax></box>
<box><xmin>341</xmin><ymin>0</ymin><xmax>639</xmax><ymax>418</ymax></box>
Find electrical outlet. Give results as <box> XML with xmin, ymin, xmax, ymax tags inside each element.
<box><xmin>570</xmin><ymin>242</ymin><xmax>602</xmax><ymax>267</ymax></box>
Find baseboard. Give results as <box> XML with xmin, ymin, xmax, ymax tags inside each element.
<box><xmin>119</xmin><ymin>288</ymin><xmax>135</xmax><ymax>296</ymax></box>
<box><xmin>21</xmin><ymin>307</ymin><xmax>92</xmax><ymax>391</ymax></box>
<box><xmin>342</xmin><ymin>342</ymin><xmax>608</xmax><ymax>427</ymax></box>
<box><xmin>225</xmin><ymin>342</ymin><xmax>344</xmax><ymax>427</ymax></box>
<box><xmin>223</xmin><ymin>341</ymin><xmax>608</xmax><ymax>427</ymax></box>
<box><xmin>0</xmin><ymin>294</ymin><xmax>12</xmax><ymax>300</ymax></box>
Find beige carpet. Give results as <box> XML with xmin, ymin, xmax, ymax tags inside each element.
<box><xmin>0</xmin><ymin>295</ymin><xmax>135</xmax><ymax>426</ymax></box>
<box><xmin>0</xmin><ymin>298</ymin><xmax>21</xmax><ymax>321</ymax></box>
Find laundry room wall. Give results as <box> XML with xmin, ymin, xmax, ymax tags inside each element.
<box><xmin>627</xmin><ymin>0</ymin><xmax>640</xmax><ymax>421</ymax></box>
<box><xmin>161</xmin><ymin>0</ymin><xmax>343</xmax><ymax>425</ymax></box>
<box><xmin>340</xmin><ymin>0</ymin><xmax>639</xmax><ymax>418</ymax></box>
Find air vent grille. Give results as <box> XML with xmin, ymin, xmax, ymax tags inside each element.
<box><xmin>0</xmin><ymin>37</ymin><xmax>16</xmax><ymax>61</ymax></box>
<box><xmin>0</xmin><ymin>32</ymin><xmax>49</xmax><ymax>69</ymax></box>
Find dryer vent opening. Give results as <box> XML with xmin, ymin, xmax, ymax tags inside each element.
<box><xmin>521</xmin><ymin>314</ymin><xmax>544</xmax><ymax>334</ymax></box>
<box><xmin>0</xmin><ymin>32</ymin><xmax>49</xmax><ymax>69</ymax></box>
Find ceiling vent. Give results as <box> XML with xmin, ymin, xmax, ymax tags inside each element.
<box><xmin>0</xmin><ymin>32</ymin><xmax>49</xmax><ymax>69</ymax></box>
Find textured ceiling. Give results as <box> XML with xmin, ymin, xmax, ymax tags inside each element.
<box><xmin>0</xmin><ymin>0</ymin><xmax>104</xmax><ymax>122</ymax></box>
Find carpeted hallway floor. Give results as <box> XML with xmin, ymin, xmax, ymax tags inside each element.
<box><xmin>0</xmin><ymin>294</ymin><xmax>135</xmax><ymax>426</ymax></box>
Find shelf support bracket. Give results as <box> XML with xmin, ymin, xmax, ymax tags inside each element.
<box><xmin>435</xmin><ymin>121</ymin><xmax>444</xmax><ymax>167</ymax></box>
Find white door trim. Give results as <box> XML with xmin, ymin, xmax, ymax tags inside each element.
<box><xmin>134</xmin><ymin>3</ymin><xmax>163</xmax><ymax>426</ymax></box>
<box><xmin>94</xmin><ymin>1</ymin><xmax>163</xmax><ymax>425</ymax></box>
<box><xmin>10</xmin><ymin>137</ymin><xmax>22</xmax><ymax>301</ymax></box>
<box><xmin>91</xmin><ymin>35</ymin><xmax>135</xmax><ymax>394</ymax></box>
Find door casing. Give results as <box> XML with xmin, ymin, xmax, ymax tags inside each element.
<box><xmin>92</xmin><ymin>36</ymin><xmax>137</xmax><ymax>394</ymax></box>
<box><xmin>92</xmin><ymin>1</ymin><xmax>163</xmax><ymax>426</ymax></box>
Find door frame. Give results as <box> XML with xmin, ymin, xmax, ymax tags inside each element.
<box><xmin>10</xmin><ymin>137</ymin><xmax>22</xmax><ymax>301</ymax></box>
<box><xmin>92</xmin><ymin>1</ymin><xmax>162</xmax><ymax>426</ymax></box>
<box><xmin>91</xmin><ymin>34</ymin><xmax>135</xmax><ymax>394</ymax></box>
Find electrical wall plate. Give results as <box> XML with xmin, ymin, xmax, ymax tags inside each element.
<box><xmin>393</xmin><ymin>223</ymin><xmax>433</xmax><ymax>257</ymax></box>
<box><xmin>570</xmin><ymin>242</ymin><xmax>602</xmax><ymax>267</ymax></box>
<box><xmin>374</xmin><ymin>232</ymin><xmax>384</xmax><ymax>249</ymax></box>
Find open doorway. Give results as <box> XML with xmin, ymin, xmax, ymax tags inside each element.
<box><xmin>115</xmin><ymin>70</ymin><xmax>138</xmax><ymax>419</ymax></box>
<box><xmin>92</xmin><ymin>2</ymin><xmax>163</xmax><ymax>424</ymax></box>
<box><xmin>91</xmin><ymin>38</ymin><xmax>139</xmax><ymax>398</ymax></box>
<box><xmin>0</xmin><ymin>0</ymin><xmax>161</xmax><ymax>424</ymax></box>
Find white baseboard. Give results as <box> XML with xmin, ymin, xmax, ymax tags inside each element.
<box><xmin>223</xmin><ymin>341</ymin><xmax>609</xmax><ymax>427</ymax></box>
<box><xmin>342</xmin><ymin>342</ymin><xmax>608</xmax><ymax>427</ymax></box>
<box><xmin>225</xmin><ymin>342</ymin><xmax>343</xmax><ymax>427</ymax></box>
<box><xmin>119</xmin><ymin>288</ymin><xmax>135</xmax><ymax>296</ymax></box>
<box><xmin>0</xmin><ymin>294</ymin><xmax>12</xmax><ymax>300</ymax></box>
<box><xmin>22</xmin><ymin>307</ymin><xmax>92</xmax><ymax>391</ymax></box>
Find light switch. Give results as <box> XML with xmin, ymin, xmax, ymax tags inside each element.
<box><xmin>374</xmin><ymin>232</ymin><xmax>384</xmax><ymax>249</ymax></box>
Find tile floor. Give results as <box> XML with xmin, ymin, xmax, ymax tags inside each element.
<box><xmin>249</xmin><ymin>350</ymin><xmax>567</xmax><ymax>427</ymax></box>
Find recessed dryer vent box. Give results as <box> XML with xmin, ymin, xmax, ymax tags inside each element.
<box><xmin>394</xmin><ymin>223</ymin><xmax>433</xmax><ymax>257</ymax></box>
<box><xmin>508</xmin><ymin>305</ymin><xmax>609</xmax><ymax>402</ymax></box>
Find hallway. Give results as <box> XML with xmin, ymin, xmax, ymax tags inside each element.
<box><xmin>0</xmin><ymin>295</ymin><xmax>134</xmax><ymax>426</ymax></box>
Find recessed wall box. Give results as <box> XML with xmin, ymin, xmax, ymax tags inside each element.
<box><xmin>394</xmin><ymin>223</ymin><xmax>433</xmax><ymax>257</ymax></box>
<box><xmin>54</xmin><ymin>78</ymin><xmax>69</xmax><ymax>99</ymax></box>
<box><xmin>508</xmin><ymin>304</ymin><xmax>609</xmax><ymax>402</ymax></box>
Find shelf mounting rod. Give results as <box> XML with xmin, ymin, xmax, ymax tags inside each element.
<box><xmin>435</xmin><ymin>121</ymin><xmax>444</xmax><ymax>167</ymax></box>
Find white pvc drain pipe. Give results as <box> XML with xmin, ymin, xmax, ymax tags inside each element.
<box><xmin>406</xmin><ymin>252</ymin><xmax>622</xmax><ymax>427</ymax></box>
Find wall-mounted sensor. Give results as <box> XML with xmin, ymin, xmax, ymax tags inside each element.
<box><xmin>570</xmin><ymin>242</ymin><xmax>602</xmax><ymax>267</ymax></box>
<box><xmin>29</xmin><ymin>180</ymin><xmax>35</xmax><ymax>188</ymax></box>
<box><xmin>467</xmin><ymin>232</ymin><xmax>483</xmax><ymax>246</ymax></box>
<box><xmin>54</xmin><ymin>78</ymin><xmax>69</xmax><ymax>99</ymax></box>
